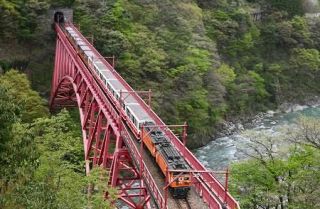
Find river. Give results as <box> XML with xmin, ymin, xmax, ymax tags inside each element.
<box><xmin>194</xmin><ymin>105</ymin><xmax>320</xmax><ymax>171</ymax></box>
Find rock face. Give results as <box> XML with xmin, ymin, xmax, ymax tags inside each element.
<box><xmin>278</xmin><ymin>96</ymin><xmax>320</xmax><ymax>113</ymax></box>
<box><xmin>303</xmin><ymin>0</ymin><xmax>320</xmax><ymax>13</ymax></box>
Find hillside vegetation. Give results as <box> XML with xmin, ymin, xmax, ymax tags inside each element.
<box><xmin>1</xmin><ymin>0</ymin><xmax>320</xmax><ymax>148</ymax></box>
<box><xmin>0</xmin><ymin>70</ymin><xmax>115</xmax><ymax>208</ymax></box>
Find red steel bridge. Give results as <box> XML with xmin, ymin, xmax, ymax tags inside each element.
<box><xmin>50</xmin><ymin>17</ymin><xmax>240</xmax><ymax>209</ymax></box>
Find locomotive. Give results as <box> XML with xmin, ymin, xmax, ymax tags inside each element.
<box><xmin>61</xmin><ymin>23</ymin><xmax>191</xmax><ymax>198</ymax></box>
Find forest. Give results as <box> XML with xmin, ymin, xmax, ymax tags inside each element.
<box><xmin>1</xmin><ymin>0</ymin><xmax>320</xmax><ymax>148</ymax></box>
<box><xmin>0</xmin><ymin>0</ymin><xmax>320</xmax><ymax>208</ymax></box>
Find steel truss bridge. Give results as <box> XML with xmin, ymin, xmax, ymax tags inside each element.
<box><xmin>50</xmin><ymin>21</ymin><xmax>240</xmax><ymax>209</ymax></box>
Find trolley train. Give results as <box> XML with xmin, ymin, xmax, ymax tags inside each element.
<box><xmin>62</xmin><ymin>24</ymin><xmax>191</xmax><ymax>198</ymax></box>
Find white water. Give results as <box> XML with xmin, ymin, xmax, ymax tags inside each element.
<box><xmin>194</xmin><ymin>105</ymin><xmax>320</xmax><ymax>171</ymax></box>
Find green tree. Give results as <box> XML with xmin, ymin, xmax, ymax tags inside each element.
<box><xmin>0</xmin><ymin>123</ymin><xmax>39</xmax><ymax>206</ymax></box>
<box><xmin>215</xmin><ymin>63</ymin><xmax>236</xmax><ymax>86</ymax></box>
<box><xmin>229</xmin><ymin>71</ymin><xmax>269</xmax><ymax>115</ymax></box>
<box><xmin>29</xmin><ymin>110</ymin><xmax>116</xmax><ymax>209</ymax></box>
<box><xmin>0</xmin><ymin>70</ymin><xmax>48</xmax><ymax>122</ymax></box>
<box><xmin>0</xmin><ymin>86</ymin><xmax>20</xmax><ymax>146</ymax></box>
<box><xmin>1</xmin><ymin>110</ymin><xmax>116</xmax><ymax>209</ymax></box>
<box><xmin>290</xmin><ymin>48</ymin><xmax>320</xmax><ymax>72</ymax></box>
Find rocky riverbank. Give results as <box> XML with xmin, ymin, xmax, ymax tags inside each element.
<box><xmin>195</xmin><ymin>100</ymin><xmax>320</xmax><ymax>171</ymax></box>
<box><xmin>209</xmin><ymin>96</ymin><xmax>320</xmax><ymax>145</ymax></box>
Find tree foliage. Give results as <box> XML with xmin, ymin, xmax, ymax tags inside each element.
<box><xmin>0</xmin><ymin>70</ymin><xmax>48</xmax><ymax>122</ymax></box>
<box><xmin>0</xmin><ymin>86</ymin><xmax>20</xmax><ymax>145</ymax></box>
<box><xmin>0</xmin><ymin>70</ymin><xmax>115</xmax><ymax>208</ymax></box>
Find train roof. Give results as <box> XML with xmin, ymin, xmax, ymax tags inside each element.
<box><xmin>100</xmin><ymin>69</ymin><xmax>116</xmax><ymax>80</ymax></box>
<box><xmin>127</xmin><ymin>104</ymin><xmax>152</xmax><ymax>121</ymax></box>
<box><xmin>66</xmin><ymin>28</ymin><xmax>80</xmax><ymax>39</ymax></box>
<box><xmin>94</xmin><ymin>61</ymin><xmax>109</xmax><ymax>71</ymax></box>
<box><xmin>84</xmin><ymin>50</ymin><xmax>95</xmax><ymax>58</ymax></box>
<box><xmin>65</xmin><ymin>27</ymin><xmax>74</xmax><ymax>32</ymax></box>
<box><xmin>149</xmin><ymin>129</ymin><xmax>168</xmax><ymax>144</ymax></box>
<box><xmin>79</xmin><ymin>45</ymin><xmax>90</xmax><ymax>51</ymax></box>
<box><xmin>77</xmin><ymin>41</ymin><xmax>87</xmax><ymax>46</ymax></box>
<box><xmin>123</xmin><ymin>94</ymin><xmax>137</xmax><ymax>104</ymax></box>
<box><xmin>108</xmin><ymin>79</ymin><xmax>125</xmax><ymax>91</ymax></box>
<box><xmin>157</xmin><ymin>143</ymin><xmax>189</xmax><ymax>170</ymax></box>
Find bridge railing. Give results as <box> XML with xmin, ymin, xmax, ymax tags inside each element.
<box><xmin>64</xmin><ymin>23</ymin><xmax>239</xmax><ymax>209</ymax></box>
<box><xmin>121</xmin><ymin>123</ymin><xmax>166</xmax><ymax>209</ymax></box>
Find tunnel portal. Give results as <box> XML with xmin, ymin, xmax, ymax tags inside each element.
<box><xmin>54</xmin><ymin>11</ymin><xmax>65</xmax><ymax>23</ymax></box>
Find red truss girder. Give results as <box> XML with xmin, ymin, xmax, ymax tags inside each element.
<box><xmin>50</xmin><ymin>27</ymin><xmax>162</xmax><ymax>209</ymax></box>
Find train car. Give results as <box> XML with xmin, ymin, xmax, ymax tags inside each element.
<box><xmin>144</xmin><ymin>122</ymin><xmax>191</xmax><ymax>198</ymax></box>
<box><xmin>63</xmin><ymin>25</ymin><xmax>191</xmax><ymax>198</ymax></box>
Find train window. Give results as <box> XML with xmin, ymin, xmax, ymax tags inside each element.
<box><xmin>138</xmin><ymin>122</ymin><xmax>142</xmax><ymax>130</ymax></box>
<box><xmin>184</xmin><ymin>177</ymin><xmax>189</xmax><ymax>180</ymax></box>
<box><xmin>126</xmin><ymin>109</ymin><xmax>130</xmax><ymax>116</ymax></box>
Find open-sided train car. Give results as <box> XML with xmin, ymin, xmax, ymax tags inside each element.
<box><xmin>63</xmin><ymin>24</ymin><xmax>191</xmax><ymax>198</ymax></box>
<box><xmin>143</xmin><ymin>122</ymin><xmax>191</xmax><ymax>198</ymax></box>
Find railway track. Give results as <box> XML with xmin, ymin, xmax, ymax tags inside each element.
<box><xmin>175</xmin><ymin>198</ymin><xmax>192</xmax><ymax>209</ymax></box>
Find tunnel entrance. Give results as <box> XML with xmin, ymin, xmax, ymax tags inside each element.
<box><xmin>54</xmin><ymin>11</ymin><xmax>65</xmax><ymax>23</ymax></box>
